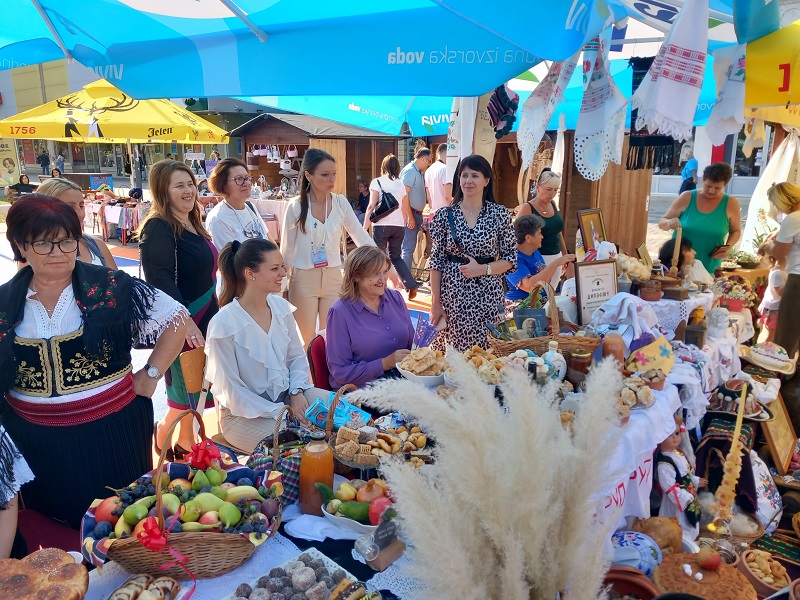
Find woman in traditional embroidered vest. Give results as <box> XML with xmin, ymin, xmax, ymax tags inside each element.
<box><xmin>138</xmin><ymin>160</ymin><xmax>219</xmax><ymax>461</ymax></box>
<box><xmin>0</xmin><ymin>195</ymin><xmax>188</xmax><ymax>529</ymax></box>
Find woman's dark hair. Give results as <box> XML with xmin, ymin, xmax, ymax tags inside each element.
<box><xmin>6</xmin><ymin>193</ymin><xmax>82</xmax><ymax>262</ymax></box>
<box><xmin>208</xmin><ymin>157</ymin><xmax>248</xmax><ymax>196</ymax></box>
<box><xmin>2</xmin><ymin>158</ymin><xmax>15</xmax><ymax>168</ymax></box>
<box><xmin>218</xmin><ymin>238</ymin><xmax>279</xmax><ymax>306</ymax></box>
<box><xmin>381</xmin><ymin>154</ymin><xmax>401</xmax><ymax>179</ymax></box>
<box><xmin>514</xmin><ymin>214</ymin><xmax>545</xmax><ymax>245</ymax></box>
<box><xmin>658</xmin><ymin>236</ymin><xmax>693</xmax><ymax>271</ymax></box>
<box><xmin>296</xmin><ymin>148</ymin><xmax>336</xmax><ymax>235</ymax></box>
<box><xmin>51</xmin><ymin>168</ymin><xmax>62</xmax><ymax>178</ymax></box>
<box><xmin>452</xmin><ymin>154</ymin><xmax>495</xmax><ymax>205</ymax></box>
<box><xmin>19</xmin><ymin>174</ymin><xmax>29</xmax><ymax>185</ymax></box>
<box><xmin>703</xmin><ymin>162</ymin><xmax>733</xmax><ymax>184</ymax></box>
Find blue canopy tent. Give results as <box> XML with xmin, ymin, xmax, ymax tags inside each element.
<box><xmin>0</xmin><ymin>0</ymin><xmax>777</xmax><ymax>101</ymax></box>
<box><xmin>238</xmin><ymin>57</ymin><xmax>720</xmax><ymax>138</ymax></box>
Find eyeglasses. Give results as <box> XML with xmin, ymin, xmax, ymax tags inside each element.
<box><xmin>25</xmin><ymin>238</ymin><xmax>78</xmax><ymax>255</ymax></box>
<box><xmin>230</xmin><ymin>175</ymin><xmax>253</xmax><ymax>186</ymax></box>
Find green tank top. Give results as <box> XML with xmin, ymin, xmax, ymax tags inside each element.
<box><xmin>528</xmin><ymin>200</ymin><xmax>565</xmax><ymax>256</ymax></box>
<box><xmin>676</xmin><ymin>190</ymin><xmax>729</xmax><ymax>272</ymax></box>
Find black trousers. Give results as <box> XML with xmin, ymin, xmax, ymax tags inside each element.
<box><xmin>372</xmin><ymin>225</ymin><xmax>418</xmax><ymax>290</ymax></box>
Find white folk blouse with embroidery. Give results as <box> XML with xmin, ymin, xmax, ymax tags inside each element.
<box><xmin>9</xmin><ymin>284</ymin><xmax>187</xmax><ymax>405</ymax></box>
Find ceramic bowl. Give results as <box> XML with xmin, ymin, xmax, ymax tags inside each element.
<box><xmin>737</xmin><ymin>550</ymin><xmax>783</xmax><ymax>597</ymax></box>
<box><xmin>320</xmin><ymin>504</ymin><xmax>377</xmax><ymax>534</ymax></box>
<box><xmin>396</xmin><ymin>364</ymin><xmax>445</xmax><ymax>388</ymax></box>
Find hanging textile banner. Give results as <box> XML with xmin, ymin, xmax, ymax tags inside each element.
<box><xmin>574</xmin><ymin>32</ymin><xmax>628</xmax><ymax>181</ymax></box>
<box><xmin>630</xmin><ymin>0</ymin><xmax>709</xmax><ymax>141</ymax></box>
<box><xmin>745</xmin><ymin>19</ymin><xmax>800</xmax><ymax>108</ymax></box>
<box><xmin>473</xmin><ymin>92</ymin><xmax>497</xmax><ymax>163</ymax></box>
<box><xmin>705</xmin><ymin>44</ymin><xmax>746</xmax><ymax>146</ymax></box>
<box><xmin>517</xmin><ymin>52</ymin><xmax>580</xmax><ymax>171</ymax></box>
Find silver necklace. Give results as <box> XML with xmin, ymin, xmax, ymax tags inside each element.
<box><xmin>31</xmin><ymin>283</ymin><xmax>55</xmax><ymax>317</ymax></box>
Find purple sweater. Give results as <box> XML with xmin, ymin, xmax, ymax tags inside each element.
<box><xmin>326</xmin><ymin>289</ymin><xmax>414</xmax><ymax>389</ymax></box>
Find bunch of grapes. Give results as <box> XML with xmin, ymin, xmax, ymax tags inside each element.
<box><xmin>175</xmin><ymin>488</ymin><xmax>198</xmax><ymax>504</ymax></box>
<box><xmin>113</xmin><ymin>476</ymin><xmax>155</xmax><ymax>515</ymax></box>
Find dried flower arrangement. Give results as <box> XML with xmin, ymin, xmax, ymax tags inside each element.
<box><xmin>712</xmin><ymin>275</ymin><xmax>758</xmax><ymax>305</ymax></box>
<box><xmin>357</xmin><ymin>356</ymin><xmax>627</xmax><ymax>600</ymax></box>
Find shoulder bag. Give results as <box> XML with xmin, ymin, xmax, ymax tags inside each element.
<box><xmin>368</xmin><ymin>178</ymin><xmax>400</xmax><ymax>223</ymax></box>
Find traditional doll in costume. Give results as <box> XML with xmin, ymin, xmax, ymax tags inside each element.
<box><xmin>655</xmin><ymin>415</ymin><xmax>707</xmax><ymax>541</ymax></box>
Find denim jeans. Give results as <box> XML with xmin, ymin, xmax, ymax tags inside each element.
<box><xmin>401</xmin><ymin>212</ymin><xmax>423</xmax><ymax>270</ymax></box>
<box><xmin>373</xmin><ymin>225</ymin><xmax>418</xmax><ymax>290</ymax></box>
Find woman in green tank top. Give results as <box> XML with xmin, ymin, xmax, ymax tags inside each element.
<box><xmin>658</xmin><ymin>163</ymin><xmax>741</xmax><ymax>273</ymax></box>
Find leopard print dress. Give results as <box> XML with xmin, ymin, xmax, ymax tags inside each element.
<box><xmin>429</xmin><ymin>202</ymin><xmax>516</xmax><ymax>352</ymax></box>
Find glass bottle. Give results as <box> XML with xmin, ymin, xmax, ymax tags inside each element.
<box><xmin>298</xmin><ymin>431</ymin><xmax>334</xmax><ymax>516</ymax></box>
<box><xmin>543</xmin><ymin>341</ymin><xmax>567</xmax><ymax>381</ymax></box>
<box><xmin>567</xmin><ymin>349</ymin><xmax>592</xmax><ymax>386</ymax></box>
<box><xmin>602</xmin><ymin>324</ymin><xmax>626</xmax><ymax>371</ymax></box>
<box><xmin>617</xmin><ymin>269</ymin><xmax>632</xmax><ymax>294</ymax></box>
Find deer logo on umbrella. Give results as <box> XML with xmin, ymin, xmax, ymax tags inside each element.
<box><xmin>56</xmin><ymin>93</ymin><xmax>139</xmax><ymax>138</ymax></box>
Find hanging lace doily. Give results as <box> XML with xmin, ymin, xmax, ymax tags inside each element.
<box><xmin>517</xmin><ymin>53</ymin><xmax>579</xmax><ymax>170</ymax></box>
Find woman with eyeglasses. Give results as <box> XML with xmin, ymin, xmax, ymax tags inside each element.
<box><xmin>514</xmin><ymin>169</ymin><xmax>571</xmax><ymax>287</ymax></box>
<box><xmin>138</xmin><ymin>160</ymin><xmax>220</xmax><ymax>461</ymax></box>
<box><xmin>281</xmin><ymin>148</ymin><xmax>376</xmax><ymax>346</ymax></box>
<box><xmin>205</xmin><ymin>158</ymin><xmax>276</xmax><ymax>251</ymax></box>
<box><xmin>0</xmin><ymin>194</ymin><xmax>188</xmax><ymax>528</ymax></box>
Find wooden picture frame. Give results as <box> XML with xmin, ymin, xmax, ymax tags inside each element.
<box><xmin>574</xmin><ymin>259</ymin><xmax>618</xmax><ymax>325</ymax></box>
<box><xmin>577</xmin><ymin>208</ymin><xmax>607</xmax><ymax>251</ymax></box>
<box><xmin>762</xmin><ymin>393</ymin><xmax>797</xmax><ymax>476</ymax></box>
<box><xmin>636</xmin><ymin>242</ymin><xmax>653</xmax><ymax>268</ymax></box>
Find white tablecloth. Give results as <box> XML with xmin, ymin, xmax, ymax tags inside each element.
<box><xmin>647</xmin><ymin>291</ymin><xmax>714</xmax><ymax>338</ymax></box>
<box><xmin>599</xmin><ymin>384</ymin><xmax>682</xmax><ymax>528</ymax></box>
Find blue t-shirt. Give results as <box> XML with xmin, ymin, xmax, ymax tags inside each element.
<box><xmin>681</xmin><ymin>157</ymin><xmax>698</xmax><ymax>181</ymax></box>
<box><xmin>505</xmin><ymin>249</ymin><xmax>546</xmax><ymax>301</ymax></box>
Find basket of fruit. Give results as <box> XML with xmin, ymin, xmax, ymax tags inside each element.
<box><xmin>82</xmin><ymin>409</ymin><xmax>282</xmax><ymax>579</ymax></box>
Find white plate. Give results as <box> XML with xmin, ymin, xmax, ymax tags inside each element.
<box><xmin>321</xmin><ymin>504</ymin><xmax>378</xmax><ymax>534</ymax></box>
<box><xmin>396</xmin><ymin>363</ymin><xmax>445</xmax><ymax>388</ymax></box>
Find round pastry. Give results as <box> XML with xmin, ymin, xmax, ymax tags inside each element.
<box><xmin>0</xmin><ymin>547</ymin><xmax>88</xmax><ymax>600</ymax></box>
<box><xmin>749</xmin><ymin>342</ymin><xmax>793</xmax><ymax>371</ymax></box>
<box><xmin>249</xmin><ymin>590</ymin><xmax>272</xmax><ymax>600</ymax></box>
<box><xmin>235</xmin><ymin>583</ymin><xmax>252</xmax><ymax>597</ymax></box>
<box><xmin>291</xmin><ymin>567</ymin><xmax>316</xmax><ymax>592</ymax></box>
<box><xmin>269</xmin><ymin>567</ymin><xmax>286</xmax><ymax>578</ymax></box>
<box><xmin>653</xmin><ymin>552</ymin><xmax>757</xmax><ymax>599</ymax></box>
<box><xmin>298</xmin><ymin>553</ymin><xmax>313</xmax><ymax>566</ymax></box>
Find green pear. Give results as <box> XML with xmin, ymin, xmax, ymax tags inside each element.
<box><xmin>194</xmin><ymin>492</ymin><xmax>225</xmax><ymax>514</ymax></box>
<box><xmin>133</xmin><ymin>495</ymin><xmax>156</xmax><ymax>509</ymax></box>
<box><xmin>191</xmin><ymin>470</ymin><xmax>209</xmax><ymax>492</ymax></box>
<box><xmin>218</xmin><ymin>502</ymin><xmax>241</xmax><ymax>528</ymax></box>
<box><xmin>161</xmin><ymin>493</ymin><xmax>181</xmax><ymax>516</ymax></box>
<box><xmin>209</xmin><ymin>486</ymin><xmax>227</xmax><ymax>500</ymax></box>
<box><xmin>179</xmin><ymin>500</ymin><xmax>201</xmax><ymax>522</ymax></box>
<box><xmin>205</xmin><ymin>467</ymin><xmax>225</xmax><ymax>487</ymax></box>
<box><xmin>122</xmin><ymin>503</ymin><xmax>148</xmax><ymax>526</ymax></box>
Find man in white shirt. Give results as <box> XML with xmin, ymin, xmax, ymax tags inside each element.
<box><xmin>425</xmin><ymin>143</ymin><xmax>451</xmax><ymax>217</ymax></box>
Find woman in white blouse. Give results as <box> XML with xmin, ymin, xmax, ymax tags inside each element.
<box><xmin>281</xmin><ymin>149</ymin><xmax>375</xmax><ymax>345</ymax></box>
<box><xmin>205</xmin><ymin>238</ymin><xmax>330</xmax><ymax>453</ymax></box>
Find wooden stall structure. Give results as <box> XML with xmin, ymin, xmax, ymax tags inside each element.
<box><xmin>230</xmin><ymin>113</ymin><xmax>400</xmax><ymax>199</ymax></box>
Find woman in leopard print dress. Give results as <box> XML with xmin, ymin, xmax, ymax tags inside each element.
<box><xmin>429</xmin><ymin>155</ymin><xmax>516</xmax><ymax>352</ymax></box>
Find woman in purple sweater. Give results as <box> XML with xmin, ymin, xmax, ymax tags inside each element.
<box><xmin>326</xmin><ymin>246</ymin><xmax>414</xmax><ymax>389</ymax></box>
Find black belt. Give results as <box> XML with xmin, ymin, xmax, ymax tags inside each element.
<box><xmin>446</xmin><ymin>254</ymin><xmax>494</xmax><ymax>265</ymax></box>
<box><xmin>411</xmin><ymin>207</ymin><xmax>423</xmax><ymax>216</ymax></box>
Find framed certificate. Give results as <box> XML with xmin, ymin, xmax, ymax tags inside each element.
<box><xmin>636</xmin><ymin>242</ymin><xmax>653</xmax><ymax>268</ymax></box>
<box><xmin>574</xmin><ymin>259</ymin><xmax>618</xmax><ymax>324</ymax></box>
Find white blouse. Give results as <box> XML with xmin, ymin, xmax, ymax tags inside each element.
<box><xmin>205</xmin><ymin>295</ymin><xmax>311</xmax><ymax>420</ymax></box>
<box><xmin>9</xmin><ymin>283</ymin><xmax>188</xmax><ymax>405</ymax></box>
<box><xmin>0</xmin><ymin>426</ymin><xmax>34</xmax><ymax>505</ymax></box>
<box><xmin>280</xmin><ymin>193</ymin><xmax>374</xmax><ymax>271</ymax></box>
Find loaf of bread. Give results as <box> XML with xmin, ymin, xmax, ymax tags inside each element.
<box><xmin>0</xmin><ymin>547</ymin><xmax>88</xmax><ymax>598</ymax></box>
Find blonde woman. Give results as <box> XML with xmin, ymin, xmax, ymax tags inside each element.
<box><xmin>37</xmin><ymin>178</ymin><xmax>117</xmax><ymax>268</ymax></box>
<box><xmin>515</xmin><ymin>169</ymin><xmax>571</xmax><ymax>286</ymax></box>
<box><xmin>281</xmin><ymin>148</ymin><xmax>375</xmax><ymax>346</ymax></box>
<box><xmin>138</xmin><ymin>160</ymin><xmax>219</xmax><ymax>460</ymax></box>
<box><xmin>768</xmin><ymin>182</ymin><xmax>800</xmax><ymax>357</ymax></box>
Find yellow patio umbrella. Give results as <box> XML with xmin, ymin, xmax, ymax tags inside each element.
<box><xmin>0</xmin><ymin>79</ymin><xmax>229</xmax><ymax>144</ymax></box>
<box><xmin>745</xmin><ymin>19</ymin><xmax>800</xmax><ymax>109</ymax></box>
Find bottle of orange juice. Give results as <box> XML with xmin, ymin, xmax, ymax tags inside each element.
<box><xmin>298</xmin><ymin>431</ymin><xmax>334</xmax><ymax>516</ymax></box>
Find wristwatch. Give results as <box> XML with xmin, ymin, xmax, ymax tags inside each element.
<box><xmin>485</xmin><ymin>264</ymin><xmax>492</xmax><ymax>276</ymax></box>
<box><xmin>144</xmin><ymin>364</ymin><xmax>163</xmax><ymax>380</ymax></box>
<box><xmin>290</xmin><ymin>387</ymin><xmax>307</xmax><ymax>396</ymax></box>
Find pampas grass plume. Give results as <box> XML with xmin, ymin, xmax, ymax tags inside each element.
<box><xmin>358</xmin><ymin>354</ymin><xmax>625</xmax><ymax>600</ymax></box>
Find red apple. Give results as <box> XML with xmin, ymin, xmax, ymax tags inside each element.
<box><xmin>95</xmin><ymin>496</ymin><xmax>122</xmax><ymax>526</ymax></box>
<box><xmin>697</xmin><ymin>546</ymin><xmax>721</xmax><ymax>571</ymax></box>
<box><xmin>198</xmin><ymin>511</ymin><xmax>220</xmax><ymax>525</ymax></box>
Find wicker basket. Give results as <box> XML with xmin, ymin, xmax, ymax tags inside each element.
<box><xmin>701</xmin><ymin>511</ymin><xmax>765</xmax><ymax>546</ymax></box>
<box><xmin>320</xmin><ymin>384</ymin><xmax>382</xmax><ymax>473</ymax></box>
<box><xmin>107</xmin><ymin>409</ymin><xmax>278</xmax><ymax>578</ymax></box>
<box><xmin>488</xmin><ymin>282</ymin><xmax>600</xmax><ymax>362</ymax></box>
